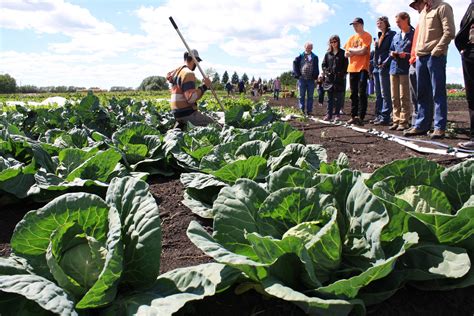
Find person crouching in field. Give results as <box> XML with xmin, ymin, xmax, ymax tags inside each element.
<box><xmin>321</xmin><ymin>35</ymin><xmax>349</xmax><ymax>121</ymax></box>
<box><xmin>388</xmin><ymin>12</ymin><xmax>415</xmax><ymax>131</ymax></box>
<box><xmin>167</xmin><ymin>49</ymin><xmax>215</xmax><ymax>129</ymax></box>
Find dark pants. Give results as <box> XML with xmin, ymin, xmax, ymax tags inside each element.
<box><xmin>349</xmin><ymin>70</ymin><xmax>369</xmax><ymax>120</ymax></box>
<box><xmin>274</xmin><ymin>89</ymin><xmax>280</xmax><ymax>100</ymax></box>
<box><xmin>462</xmin><ymin>52</ymin><xmax>474</xmax><ymax>138</ymax></box>
<box><xmin>318</xmin><ymin>85</ymin><xmax>325</xmax><ymax>104</ymax></box>
<box><xmin>327</xmin><ymin>90</ymin><xmax>345</xmax><ymax>118</ymax></box>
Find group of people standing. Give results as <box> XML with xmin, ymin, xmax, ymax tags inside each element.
<box><xmin>292</xmin><ymin>0</ymin><xmax>473</xmax><ymax>149</ymax></box>
<box><xmin>165</xmin><ymin>0</ymin><xmax>472</xmax><ymax>150</ymax></box>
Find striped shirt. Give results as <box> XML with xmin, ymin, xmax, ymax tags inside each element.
<box><xmin>167</xmin><ymin>65</ymin><xmax>203</xmax><ymax>116</ymax></box>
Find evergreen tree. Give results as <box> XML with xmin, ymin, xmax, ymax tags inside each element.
<box><xmin>251</xmin><ymin>76</ymin><xmax>255</xmax><ymax>82</ymax></box>
<box><xmin>241</xmin><ymin>73</ymin><xmax>249</xmax><ymax>83</ymax></box>
<box><xmin>212</xmin><ymin>73</ymin><xmax>220</xmax><ymax>84</ymax></box>
<box><xmin>231</xmin><ymin>71</ymin><xmax>239</xmax><ymax>84</ymax></box>
<box><xmin>221</xmin><ymin>71</ymin><xmax>229</xmax><ymax>84</ymax></box>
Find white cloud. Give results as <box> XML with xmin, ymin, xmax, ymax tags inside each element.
<box><xmin>360</xmin><ymin>0</ymin><xmax>467</xmax><ymax>28</ymax></box>
<box><xmin>1</xmin><ymin>0</ymin><xmax>337</xmax><ymax>88</ymax></box>
<box><xmin>446</xmin><ymin>66</ymin><xmax>463</xmax><ymax>84</ymax></box>
<box><xmin>0</xmin><ymin>50</ymin><xmax>159</xmax><ymax>88</ymax></box>
<box><xmin>3</xmin><ymin>0</ymin><xmax>462</xmax><ymax>89</ymax></box>
<box><xmin>134</xmin><ymin>0</ymin><xmax>334</xmax><ymax>59</ymax></box>
<box><xmin>0</xmin><ymin>0</ymin><xmax>151</xmax><ymax>55</ymax></box>
<box><xmin>0</xmin><ymin>0</ymin><xmax>114</xmax><ymax>35</ymax></box>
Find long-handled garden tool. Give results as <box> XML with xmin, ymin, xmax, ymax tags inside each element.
<box><xmin>169</xmin><ymin>16</ymin><xmax>225</xmax><ymax>112</ymax></box>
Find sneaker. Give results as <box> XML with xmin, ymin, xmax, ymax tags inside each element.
<box><xmin>347</xmin><ymin>117</ymin><xmax>359</xmax><ymax>124</ymax></box>
<box><xmin>323</xmin><ymin>115</ymin><xmax>331</xmax><ymax>121</ymax></box>
<box><xmin>334</xmin><ymin>115</ymin><xmax>341</xmax><ymax>121</ymax></box>
<box><xmin>396</xmin><ymin>124</ymin><xmax>409</xmax><ymax>131</ymax></box>
<box><xmin>389</xmin><ymin>124</ymin><xmax>399</xmax><ymax>130</ymax></box>
<box><xmin>403</xmin><ymin>127</ymin><xmax>428</xmax><ymax>136</ymax></box>
<box><xmin>374</xmin><ymin>120</ymin><xmax>390</xmax><ymax>126</ymax></box>
<box><xmin>429</xmin><ymin>129</ymin><xmax>445</xmax><ymax>139</ymax></box>
<box><xmin>458</xmin><ymin>140</ymin><xmax>474</xmax><ymax>150</ymax></box>
<box><xmin>369</xmin><ymin>118</ymin><xmax>380</xmax><ymax>124</ymax></box>
<box><xmin>339</xmin><ymin>110</ymin><xmax>345</xmax><ymax>115</ymax></box>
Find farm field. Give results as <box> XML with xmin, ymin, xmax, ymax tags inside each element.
<box><xmin>151</xmin><ymin>96</ymin><xmax>474</xmax><ymax>315</ymax></box>
<box><xmin>0</xmin><ymin>92</ymin><xmax>474</xmax><ymax>315</ymax></box>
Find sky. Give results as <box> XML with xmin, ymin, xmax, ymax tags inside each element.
<box><xmin>0</xmin><ymin>0</ymin><xmax>468</xmax><ymax>89</ymax></box>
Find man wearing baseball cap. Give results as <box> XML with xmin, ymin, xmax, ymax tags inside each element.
<box><xmin>344</xmin><ymin>17</ymin><xmax>373</xmax><ymax>126</ymax></box>
<box><xmin>166</xmin><ymin>49</ymin><xmax>215</xmax><ymax>129</ymax></box>
<box><xmin>404</xmin><ymin>0</ymin><xmax>455</xmax><ymax>139</ymax></box>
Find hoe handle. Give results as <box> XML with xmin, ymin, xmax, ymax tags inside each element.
<box><xmin>169</xmin><ymin>16</ymin><xmax>224</xmax><ymax>111</ymax></box>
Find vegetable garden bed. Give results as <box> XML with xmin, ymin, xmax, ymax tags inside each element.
<box><xmin>1</xmin><ymin>94</ymin><xmax>473</xmax><ymax>315</ymax></box>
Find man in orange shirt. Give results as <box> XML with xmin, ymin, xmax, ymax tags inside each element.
<box><xmin>344</xmin><ymin>17</ymin><xmax>373</xmax><ymax>125</ymax></box>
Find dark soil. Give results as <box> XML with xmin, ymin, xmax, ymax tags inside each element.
<box><xmin>267</xmin><ymin>95</ymin><xmax>471</xmax><ymax>172</ymax></box>
<box><xmin>0</xmin><ymin>201</ymin><xmax>44</xmax><ymax>257</ymax></box>
<box><xmin>147</xmin><ymin>175</ymin><xmax>213</xmax><ymax>274</ymax></box>
<box><xmin>1</xmin><ymin>97</ymin><xmax>473</xmax><ymax>315</ymax></box>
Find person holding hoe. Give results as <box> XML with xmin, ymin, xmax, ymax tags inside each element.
<box><xmin>166</xmin><ymin>49</ymin><xmax>216</xmax><ymax>129</ymax></box>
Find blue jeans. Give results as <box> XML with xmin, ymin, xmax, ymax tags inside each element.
<box><xmin>409</xmin><ymin>63</ymin><xmax>420</xmax><ymax>126</ymax></box>
<box><xmin>415</xmin><ymin>55</ymin><xmax>447</xmax><ymax>131</ymax></box>
<box><xmin>327</xmin><ymin>90</ymin><xmax>345</xmax><ymax>118</ymax></box>
<box><xmin>374</xmin><ymin>68</ymin><xmax>392</xmax><ymax>122</ymax></box>
<box><xmin>298</xmin><ymin>79</ymin><xmax>315</xmax><ymax>113</ymax></box>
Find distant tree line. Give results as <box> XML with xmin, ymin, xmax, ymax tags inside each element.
<box><xmin>0</xmin><ymin>73</ymin><xmax>465</xmax><ymax>94</ymax></box>
<box><xmin>446</xmin><ymin>83</ymin><xmax>463</xmax><ymax>90</ymax></box>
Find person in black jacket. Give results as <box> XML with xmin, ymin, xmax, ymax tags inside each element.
<box><xmin>455</xmin><ymin>1</ymin><xmax>474</xmax><ymax>150</ymax></box>
<box><xmin>321</xmin><ymin>35</ymin><xmax>349</xmax><ymax>121</ymax></box>
<box><xmin>293</xmin><ymin>42</ymin><xmax>320</xmax><ymax>115</ymax></box>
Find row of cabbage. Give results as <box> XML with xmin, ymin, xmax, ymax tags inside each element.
<box><xmin>0</xmin><ymin>95</ymin><xmax>314</xmax><ymax>315</ymax></box>
<box><xmin>1</xmin><ymin>93</ymin><xmax>271</xmax><ymax>139</ymax></box>
<box><xmin>183</xmin><ymin>157</ymin><xmax>473</xmax><ymax>314</ymax></box>
<box><xmin>2</xmin><ymin>155</ymin><xmax>472</xmax><ymax>315</ymax></box>
<box><xmin>0</xmin><ymin>94</ymin><xmax>287</xmax><ymax>206</ymax></box>
<box><xmin>1</xmin><ymin>95</ymin><xmax>473</xmax><ymax>315</ymax></box>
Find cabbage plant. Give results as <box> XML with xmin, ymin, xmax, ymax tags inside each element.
<box><xmin>0</xmin><ymin>176</ymin><xmax>162</xmax><ymax>313</ymax></box>
<box><xmin>187</xmin><ymin>158</ymin><xmax>474</xmax><ymax>314</ymax></box>
<box><xmin>358</xmin><ymin>158</ymin><xmax>474</xmax><ymax>299</ymax></box>
<box><xmin>112</xmin><ymin>122</ymin><xmax>172</xmax><ymax>176</ymax></box>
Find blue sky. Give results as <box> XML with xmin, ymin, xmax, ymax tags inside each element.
<box><xmin>0</xmin><ymin>0</ymin><xmax>467</xmax><ymax>89</ymax></box>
